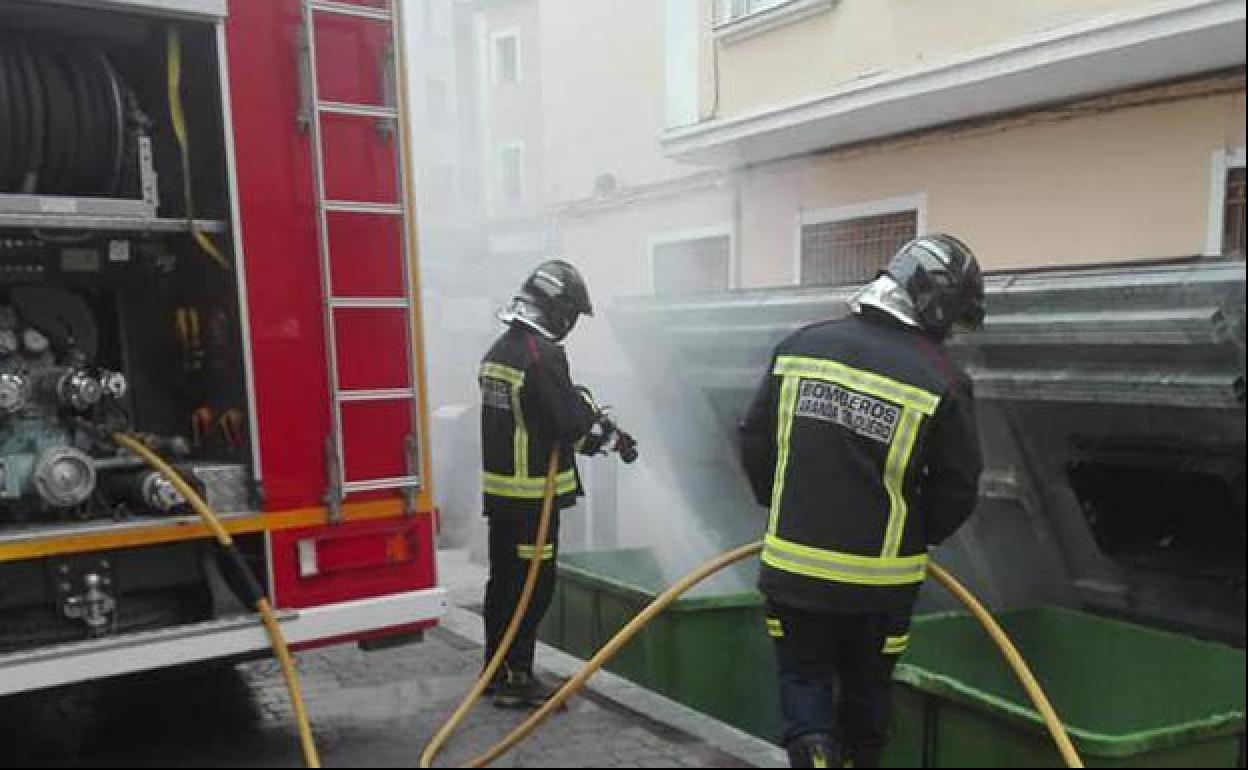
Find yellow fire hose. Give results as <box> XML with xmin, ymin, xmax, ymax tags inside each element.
<box><xmin>418</xmin><ymin>446</ymin><xmax>563</xmax><ymax>768</ymax></box>
<box><xmin>167</xmin><ymin>28</ymin><xmax>232</xmax><ymax>271</ymax></box>
<box><xmin>113</xmin><ymin>434</ymin><xmax>320</xmax><ymax>768</ymax></box>
<box><xmin>426</xmin><ymin>531</ymin><xmax>1085</xmax><ymax>768</ymax></box>
<box><xmin>927</xmin><ymin>562</ymin><xmax>1084</xmax><ymax>769</ymax></box>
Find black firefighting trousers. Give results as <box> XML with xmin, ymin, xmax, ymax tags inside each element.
<box><xmin>766</xmin><ymin>601</ymin><xmax>911</xmax><ymax>768</ymax></box>
<box><xmin>483</xmin><ymin>508</ymin><xmax>561</xmax><ymax>673</ymax></box>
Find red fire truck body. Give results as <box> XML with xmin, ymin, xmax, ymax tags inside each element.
<box><xmin>0</xmin><ymin>0</ymin><xmax>446</xmax><ymax>695</ymax></box>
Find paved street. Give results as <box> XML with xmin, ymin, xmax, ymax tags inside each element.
<box><xmin>0</xmin><ymin>551</ymin><xmax>784</xmax><ymax>768</ymax></box>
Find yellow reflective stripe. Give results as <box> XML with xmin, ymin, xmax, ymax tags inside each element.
<box><xmin>512</xmin><ymin>385</ymin><xmax>529</xmax><ymax>485</ymax></box>
<box><xmin>516</xmin><ymin>544</ymin><xmax>555</xmax><ymax>561</ymax></box>
<box><xmin>762</xmin><ymin>535</ymin><xmax>928</xmax><ymax>586</ymax></box>
<box><xmin>480</xmin><ymin>362</ymin><xmax>525</xmax><ymax>386</ymax></box>
<box><xmin>480</xmin><ymin>361</ymin><xmax>529</xmax><ymax>480</ymax></box>
<box><xmin>883</xmin><ymin>633</ymin><xmax>910</xmax><ymax>655</ymax></box>
<box><xmin>768</xmin><ymin>375</ymin><xmax>802</xmax><ymax>536</ymax></box>
<box><xmin>482</xmin><ymin>361</ymin><xmax>572</xmax><ymax>500</ymax></box>
<box><xmin>483</xmin><ymin>471</ymin><xmax>577</xmax><ymax>498</ymax></box>
<box><xmin>765</xmin><ymin>617</ymin><xmax>785</xmax><ymax>638</ymax></box>
<box><xmin>880</xmin><ymin>408</ymin><xmax>924</xmax><ymax>559</ymax></box>
<box><xmin>773</xmin><ymin>356</ymin><xmax>940</xmax><ymax>416</ymax></box>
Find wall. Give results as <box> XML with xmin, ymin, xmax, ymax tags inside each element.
<box><xmin>711</xmin><ymin>0</ymin><xmax>1167</xmax><ymax>120</ymax></box>
<box><xmin>735</xmin><ymin>87</ymin><xmax>1246</xmax><ymax>284</ymax></box>
<box><xmin>540</xmin><ymin>0</ymin><xmax>697</xmax><ymax>203</ymax></box>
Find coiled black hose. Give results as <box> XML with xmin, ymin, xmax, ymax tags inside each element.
<box><xmin>0</xmin><ymin>35</ymin><xmax>129</xmax><ymax>197</ymax></box>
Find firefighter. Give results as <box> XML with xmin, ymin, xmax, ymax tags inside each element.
<box><xmin>479</xmin><ymin>259</ymin><xmax>631</xmax><ymax>708</ymax></box>
<box><xmin>740</xmin><ymin>234</ymin><xmax>986</xmax><ymax>768</ymax></box>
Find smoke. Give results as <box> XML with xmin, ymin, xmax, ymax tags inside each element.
<box><xmin>404</xmin><ymin>0</ymin><xmax>763</xmax><ymax>595</ymax></box>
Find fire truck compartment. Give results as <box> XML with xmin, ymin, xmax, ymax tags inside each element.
<box><xmin>1</xmin><ymin>0</ymin><xmax>256</xmax><ymax>653</ymax></box>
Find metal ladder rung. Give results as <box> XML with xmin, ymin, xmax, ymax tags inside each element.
<box><xmin>303</xmin><ymin>0</ymin><xmax>421</xmax><ymax>520</ymax></box>
<box><xmin>323</xmin><ymin>200</ymin><xmax>404</xmax><ymax>215</ymax></box>
<box><xmin>331</xmin><ymin>297</ymin><xmax>410</xmax><ymax>309</ymax></box>
<box><xmin>310</xmin><ymin>1</ymin><xmax>393</xmax><ymax>22</ymax></box>
<box><xmin>318</xmin><ymin>101</ymin><xmax>398</xmax><ymax>120</ymax></box>
<box><xmin>338</xmin><ymin>388</ymin><xmax>415</xmax><ymax>403</ymax></box>
<box><xmin>343</xmin><ymin>476</ymin><xmax>421</xmax><ymax>494</ymax></box>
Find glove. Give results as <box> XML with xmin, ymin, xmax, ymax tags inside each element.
<box><xmin>579</xmin><ymin>416</ymin><xmax>615</xmax><ymax>456</ymax></box>
<box><xmin>574</xmin><ymin>385</ymin><xmax>638</xmax><ymax>463</ymax></box>
<box><xmin>613</xmin><ymin>428</ymin><xmax>639</xmax><ymax>464</ymax></box>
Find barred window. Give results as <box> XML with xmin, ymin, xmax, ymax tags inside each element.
<box><xmin>715</xmin><ymin>0</ymin><xmax>789</xmax><ymax>24</ymax></box>
<box><xmin>800</xmin><ymin>210</ymin><xmax>917</xmax><ymax>287</ymax></box>
<box><xmin>1224</xmin><ymin>166</ymin><xmax>1245</xmax><ymax>259</ymax></box>
<box><xmin>653</xmin><ymin>235</ymin><xmax>732</xmax><ymax>296</ymax></box>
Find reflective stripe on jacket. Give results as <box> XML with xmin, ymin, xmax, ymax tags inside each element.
<box><xmin>481</xmin><ymin>325</ymin><xmax>595</xmax><ymax>515</ymax></box>
<box><xmin>741</xmin><ymin>311</ymin><xmax>982</xmax><ymax>614</ymax></box>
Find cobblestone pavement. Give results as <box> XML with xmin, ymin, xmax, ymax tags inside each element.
<box><xmin>0</xmin><ymin>623</ymin><xmax>755</xmax><ymax>768</ymax></box>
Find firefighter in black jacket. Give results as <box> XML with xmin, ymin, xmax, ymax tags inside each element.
<box><xmin>479</xmin><ymin>259</ymin><xmax>636</xmax><ymax>708</ymax></box>
<box><xmin>740</xmin><ymin>235</ymin><xmax>986</xmax><ymax>768</ymax></box>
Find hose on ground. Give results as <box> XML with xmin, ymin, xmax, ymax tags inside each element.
<box><xmin>418</xmin><ymin>446</ymin><xmax>561</xmax><ymax>769</ymax></box>
<box><xmin>462</xmin><ymin>542</ymin><xmax>1084</xmax><ymax>769</ymax></box>
<box><xmin>113</xmin><ymin>433</ymin><xmax>320</xmax><ymax>768</ymax></box>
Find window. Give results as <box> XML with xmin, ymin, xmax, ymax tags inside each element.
<box><xmin>426</xmin><ymin>78</ymin><xmax>449</xmax><ymax>127</ymax></box>
<box><xmin>715</xmin><ymin>0</ymin><xmax>788</xmax><ymax>24</ymax></box>
<box><xmin>493</xmin><ymin>33</ymin><xmax>519</xmax><ymax>85</ymax></box>
<box><xmin>652</xmin><ymin>232</ymin><xmax>733</xmax><ymax>296</ymax></box>
<box><xmin>1207</xmin><ymin>148</ymin><xmax>1246</xmax><ymax>259</ymax></box>
<box><xmin>800</xmin><ymin>209</ymin><xmax>917</xmax><ymax>287</ymax></box>
<box><xmin>1224</xmin><ymin>166</ymin><xmax>1245</xmax><ymax>259</ymax></box>
<box><xmin>497</xmin><ymin>143</ymin><xmax>524</xmax><ymax>204</ymax></box>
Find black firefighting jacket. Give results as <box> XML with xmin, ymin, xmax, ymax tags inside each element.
<box><xmin>480</xmin><ymin>325</ymin><xmax>597</xmax><ymax>516</ymax></box>
<box><xmin>740</xmin><ymin>309</ymin><xmax>983</xmax><ymax>614</ymax></box>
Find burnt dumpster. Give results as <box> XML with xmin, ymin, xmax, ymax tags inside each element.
<box><xmin>542</xmin><ymin>258</ymin><xmax>1248</xmax><ymax>763</ymax></box>
<box><xmin>609</xmin><ymin>258</ymin><xmax>1246</xmax><ymax>641</ymax></box>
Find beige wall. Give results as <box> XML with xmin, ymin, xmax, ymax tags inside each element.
<box><xmin>539</xmin><ymin>0</ymin><xmax>694</xmax><ymax>203</ymax></box>
<box><xmin>558</xmin><ymin>187</ymin><xmax>735</xmax><ymax>307</ymax></box>
<box><xmin>711</xmin><ymin>0</ymin><xmax>1166</xmax><ymax>119</ymax></box>
<box><xmin>736</xmin><ymin>89</ymin><xmax>1246</xmax><ymax>284</ymax></box>
<box><xmin>476</xmin><ymin>0</ymin><xmax>545</xmax><ymax>216</ymax></box>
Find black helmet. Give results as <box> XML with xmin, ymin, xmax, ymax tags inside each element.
<box><xmin>503</xmin><ymin>259</ymin><xmax>594</xmax><ymax>341</ymax></box>
<box><xmin>885</xmin><ymin>234</ymin><xmax>985</xmax><ymax>338</ymax></box>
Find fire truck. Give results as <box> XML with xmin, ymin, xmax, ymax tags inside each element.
<box><xmin>0</xmin><ymin>0</ymin><xmax>446</xmax><ymax>695</ymax></box>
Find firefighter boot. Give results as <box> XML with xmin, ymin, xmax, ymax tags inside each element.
<box><xmin>786</xmin><ymin>732</ymin><xmax>844</xmax><ymax>768</ymax></box>
<box><xmin>493</xmin><ymin>668</ymin><xmax>567</xmax><ymax>710</ymax></box>
<box><xmin>481</xmin><ymin>667</ymin><xmax>506</xmax><ymax>696</ymax></box>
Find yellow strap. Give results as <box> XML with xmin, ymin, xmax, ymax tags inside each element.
<box><xmin>883</xmin><ymin>633</ymin><xmax>911</xmax><ymax>655</ymax></box>
<box><xmin>762</xmin><ymin>535</ymin><xmax>927</xmax><ymax>586</ymax></box>
<box><xmin>167</xmin><ymin>28</ymin><xmax>231</xmax><ymax>271</ymax></box>
<box><xmin>516</xmin><ymin>544</ymin><xmax>555</xmax><ymax>561</ymax></box>
<box><xmin>484</xmin><ymin>470</ymin><xmax>577</xmax><ymax>499</ymax></box>
<box><xmin>480</xmin><ymin>362</ymin><xmax>526</xmax><ymax>386</ymax></box>
<box><xmin>773</xmin><ymin>355</ymin><xmax>940</xmax><ymax>416</ymax></box>
<box><xmin>767</xmin><ymin>376</ymin><xmax>802</xmax><ymax>536</ymax></box>
<box><xmin>880</xmin><ymin>408</ymin><xmax>924</xmax><ymax>559</ymax></box>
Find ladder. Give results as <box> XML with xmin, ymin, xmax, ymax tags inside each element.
<box><xmin>300</xmin><ymin>0</ymin><xmax>422</xmax><ymax>521</ymax></box>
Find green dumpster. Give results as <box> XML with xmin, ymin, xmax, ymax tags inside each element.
<box><xmin>539</xmin><ymin>547</ymin><xmax>782</xmax><ymax>741</ymax></box>
<box><xmin>541</xmin><ymin>551</ymin><xmax>1244</xmax><ymax>768</ymax></box>
<box><xmin>884</xmin><ymin>607</ymin><xmax>1246</xmax><ymax>768</ymax></box>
